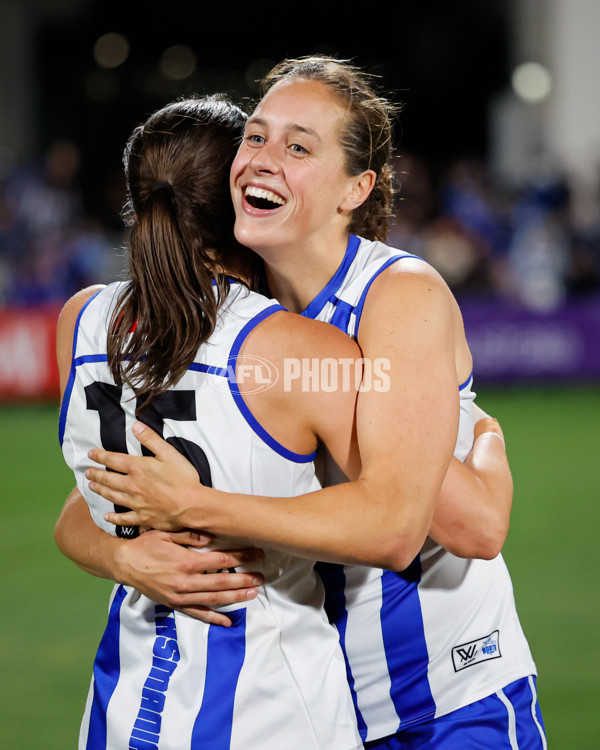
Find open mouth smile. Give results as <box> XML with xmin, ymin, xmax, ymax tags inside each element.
<box><xmin>244</xmin><ymin>185</ymin><xmax>286</xmax><ymax>211</ymax></box>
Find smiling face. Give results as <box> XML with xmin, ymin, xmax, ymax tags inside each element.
<box><xmin>230</xmin><ymin>79</ymin><xmax>372</xmax><ymax>262</ymax></box>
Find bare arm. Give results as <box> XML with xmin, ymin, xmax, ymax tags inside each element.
<box><xmin>83</xmin><ymin>266</ymin><xmax>513</xmax><ymax>569</ymax></box>
<box><xmin>92</xmin><ymin>266</ymin><xmax>460</xmax><ymax>571</ymax></box>
<box><xmin>430</xmin><ymin>407</ymin><xmax>512</xmax><ymax>559</ymax></box>
<box><xmin>55</xmin><ymin>487</ymin><xmax>265</xmax><ymax>625</ymax></box>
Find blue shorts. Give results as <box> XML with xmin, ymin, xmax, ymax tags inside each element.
<box><xmin>364</xmin><ymin>676</ymin><xmax>546</xmax><ymax>750</ymax></box>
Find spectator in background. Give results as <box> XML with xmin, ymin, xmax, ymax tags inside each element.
<box><xmin>0</xmin><ymin>139</ymin><xmax>119</xmax><ymax>306</ymax></box>
<box><xmin>389</xmin><ymin>151</ymin><xmax>600</xmax><ymax>308</ymax></box>
<box><xmin>505</xmin><ymin>171</ymin><xmax>571</xmax><ymax>312</ymax></box>
<box><xmin>387</xmin><ymin>152</ymin><xmax>436</xmax><ymax>258</ymax></box>
<box><xmin>1</xmin><ymin>134</ymin><xmax>599</xmax><ymax>309</ymax></box>
<box><xmin>390</xmin><ymin>155</ymin><xmax>507</xmax><ymax>298</ymax></box>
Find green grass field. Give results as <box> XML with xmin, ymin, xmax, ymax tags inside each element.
<box><xmin>1</xmin><ymin>386</ymin><xmax>598</xmax><ymax>748</ymax></box>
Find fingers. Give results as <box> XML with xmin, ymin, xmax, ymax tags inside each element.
<box><xmin>473</xmin><ymin>403</ymin><xmax>492</xmax><ymax>422</ymax></box>
<box><xmin>158</xmin><ymin>569</ymin><xmax>263</xmax><ymax>611</ymax></box>
<box><xmin>87</xmin><ymin>421</ymin><xmax>179</xmax><ymax>475</ymax></box>
<box><xmin>169</xmin><ymin>577</ymin><xmax>261</xmax><ymax>609</ymax></box>
<box><xmin>105</xmin><ymin>510</ymin><xmax>141</xmax><ymax>527</ymax></box>
<box><xmin>132</xmin><ymin>421</ymin><xmax>177</xmax><ymax>460</ymax></box>
<box><xmin>88</xmin><ymin>447</ymin><xmax>134</xmax><ymax>474</ymax></box>
<box><xmin>186</xmin><ymin>572</ymin><xmax>262</xmax><ymax>594</ymax></box>
<box><xmin>105</xmin><ymin>508</ymin><xmax>181</xmax><ymax>531</ymax></box>
<box><xmin>177</xmin><ymin>607</ymin><xmax>233</xmax><ymax>626</ymax></box>
<box><xmin>161</xmin><ymin>547</ymin><xmax>266</xmax><ymax>599</ymax></box>
<box><xmin>167</xmin><ymin>530</ymin><xmax>213</xmax><ymax>547</ymax></box>
<box><xmin>196</xmin><ymin>547</ymin><xmax>265</xmax><ymax>571</ymax></box>
<box><xmin>473</xmin><ymin>416</ymin><xmax>505</xmax><ymax>443</ymax></box>
<box><xmin>86</xmin><ymin>465</ymin><xmax>129</xmax><ymax>494</ymax></box>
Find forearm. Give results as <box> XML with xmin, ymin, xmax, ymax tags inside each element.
<box><xmin>429</xmin><ymin>433</ymin><xmax>512</xmax><ymax>559</ymax></box>
<box><xmin>55</xmin><ymin>487</ymin><xmax>123</xmax><ymax>581</ymax></box>
<box><xmin>179</xmin><ymin>476</ymin><xmax>432</xmax><ymax>571</ymax></box>
<box><xmin>56</xmin><ymin>487</ymin><xmax>267</xmax><ymax>624</ymax></box>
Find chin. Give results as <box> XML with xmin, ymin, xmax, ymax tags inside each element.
<box><xmin>234</xmin><ymin>224</ymin><xmax>281</xmax><ymax>259</ymax></box>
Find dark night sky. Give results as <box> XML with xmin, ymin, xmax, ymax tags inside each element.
<box><xmin>35</xmin><ymin>0</ymin><xmax>510</xmax><ymax>226</ymax></box>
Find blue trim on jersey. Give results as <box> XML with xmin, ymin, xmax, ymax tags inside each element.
<box><xmin>301</xmin><ymin>234</ymin><xmax>361</xmax><ymax>320</ymax></box>
<box><xmin>189</xmin><ymin>362</ymin><xmax>230</xmax><ymax>378</ymax></box>
<box><xmin>191</xmin><ymin>608</ymin><xmax>247</xmax><ymax>749</ymax></box>
<box><xmin>74</xmin><ymin>354</ymin><xmax>109</xmax><ymax>366</ymax></box>
<box><xmin>228</xmin><ymin>304</ymin><xmax>317</xmax><ymax>464</ymax></box>
<box><xmin>379</xmin><ymin>562</ymin><xmax>436</xmax><ymax>729</ymax></box>
<box><xmin>458</xmin><ymin>371</ymin><xmax>473</xmax><ymax>391</ymax></box>
<box><xmin>328</xmin><ymin>298</ymin><xmax>355</xmax><ymax>334</ymax></box>
<box><xmin>58</xmin><ymin>288</ymin><xmax>104</xmax><ymax>447</ymax></box>
<box><xmin>353</xmin><ymin>254</ymin><xmax>423</xmax><ymax>339</ymax></box>
<box><xmin>86</xmin><ymin>585</ymin><xmax>127</xmax><ymax>749</ymax></box>
<box><xmin>69</xmin><ymin>356</ymin><xmax>231</xmax><ymax>379</ymax></box>
<box><xmin>211</xmin><ymin>277</ymin><xmax>241</xmax><ymax>286</ymax></box>
<box><xmin>317</xmin><ymin>562</ymin><xmax>368</xmax><ymax>741</ymax></box>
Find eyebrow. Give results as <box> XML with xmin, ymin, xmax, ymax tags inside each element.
<box><xmin>246</xmin><ymin>116</ymin><xmax>322</xmax><ymax>143</ymax></box>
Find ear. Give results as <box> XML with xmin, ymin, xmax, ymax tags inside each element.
<box><xmin>339</xmin><ymin>170</ymin><xmax>377</xmax><ymax>212</ymax></box>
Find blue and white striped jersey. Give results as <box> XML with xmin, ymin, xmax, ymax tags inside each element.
<box><xmin>304</xmin><ymin>235</ymin><xmax>537</xmax><ymax>743</ymax></box>
<box><xmin>59</xmin><ymin>281</ymin><xmax>362</xmax><ymax>750</ymax></box>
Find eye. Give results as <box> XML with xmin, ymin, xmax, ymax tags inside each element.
<box><xmin>246</xmin><ymin>133</ymin><xmax>265</xmax><ymax>146</ymax></box>
<box><xmin>290</xmin><ymin>143</ymin><xmax>308</xmax><ymax>155</ymax></box>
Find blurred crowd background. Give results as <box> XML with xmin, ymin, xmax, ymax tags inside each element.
<box><xmin>1</xmin><ymin>136</ymin><xmax>599</xmax><ymax>312</ymax></box>
<box><xmin>1</xmin><ymin>0</ymin><xmax>599</xmax><ymax>388</ymax></box>
<box><xmin>390</xmin><ymin>151</ymin><xmax>600</xmax><ymax>312</ymax></box>
<box><xmin>0</xmin><ymin>137</ymin><xmax>122</xmax><ymax>307</ymax></box>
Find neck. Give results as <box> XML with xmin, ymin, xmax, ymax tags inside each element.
<box><xmin>261</xmin><ymin>233</ymin><xmax>351</xmax><ymax>313</ymax></box>
<box><xmin>208</xmin><ymin>245</ymin><xmax>255</xmax><ymax>287</ymax></box>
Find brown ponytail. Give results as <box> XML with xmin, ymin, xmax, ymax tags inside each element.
<box><xmin>107</xmin><ymin>96</ymin><xmax>247</xmax><ymax>404</ymax></box>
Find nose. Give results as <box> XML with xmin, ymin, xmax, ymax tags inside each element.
<box><xmin>249</xmin><ymin>140</ymin><xmax>281</xmax><ymax>175</ymax></box>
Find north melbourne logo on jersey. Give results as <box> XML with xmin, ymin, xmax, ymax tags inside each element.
<box><xmin>451</xmin><ymin>629</ymin><xmax>501</xmax><ymax>672</ymax></box>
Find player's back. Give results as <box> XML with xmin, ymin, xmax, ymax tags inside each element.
<box><xmin>59</xmin><ymin>280</ymin><xmax>362</xmax><ymax>750</ymax></box>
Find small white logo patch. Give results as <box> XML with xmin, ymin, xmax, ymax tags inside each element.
<box><xmin>452</xmin><ymin>629</ymin><xmax>501</xmax><ymax>672</ymax></box>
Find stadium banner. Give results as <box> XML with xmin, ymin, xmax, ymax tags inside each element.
<box><xmin>462</xmin><ymin>295</ymin><xmax>600</xmax><ymax>382</ymax></box>
<box><xmin>0</xmin><ymin>297</ymin><xmax>598</xmax><ymax>402</ymax></box>
<box><xmin>0</xmin><ymin>306</ymin><xmax>61</xmax><ymax>401</ymax></box>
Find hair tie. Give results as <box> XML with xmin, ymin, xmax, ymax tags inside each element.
<box><xmin>151</xmin><ymin>180</ymin><xmax>174</xmax><ymax>197</ymax></box>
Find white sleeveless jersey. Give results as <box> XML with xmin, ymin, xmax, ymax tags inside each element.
<box><xmin>304</xmin><ymin>235</ymin><xmax>537</xmax><ymax>743</ymax></box>
<box><xmin>59</xmin><ymin>281</ymin><xmax>362</xmax><ymax>750</ymax></box>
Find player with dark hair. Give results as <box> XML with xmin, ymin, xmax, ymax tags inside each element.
<box><xmin>58</xmin><ymin>94</ymin><xmax>369</xmax><ymax>749</ymax></box>
<box><xmin>59</xmin><ymin>57</ymin><xmax>545</xmax><ymax>749</ymax></box>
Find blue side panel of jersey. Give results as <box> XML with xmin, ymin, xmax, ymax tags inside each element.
<box><xmin>86</xmin><ymin>585</ymin><xmax>127</xmax><ymax>750</ymax></box>
<box><xmin>191</xmin><ymin>608</ymin><xmax>247</xmax><ymax>749</ymax></box>
<box><xmin>329</xmin><ymin>298</ymin><xmax>354</xmax><ymax>334</ymax></box>
<box><xmin>317</xmin><ymin>562</ymin><xmax>368</xmax><ymax>741</ymax></box>
<box><xmin>380</xmin><ymin>561</ymin><xmax>436</xmax><ymax>729</ymax></box>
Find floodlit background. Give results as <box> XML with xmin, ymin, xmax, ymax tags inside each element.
<box><xmin>0</xmin><ymin>0</ymin><xmax>598</xmax><ymax>747</ymax></box>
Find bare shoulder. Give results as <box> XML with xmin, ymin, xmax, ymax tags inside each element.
<box><xmin>57</xmin><ymin>284</ymin><xmax>106</xmax><ymax>334</ymax></box>
<box><xmin>57</xmin><ymin>284</ymin><xmax>106</xmax><ymax>395</ymax></box>
<box><xmin>246</xmin><ymin>308</ymin><xmax>361</xmax><ymax>363</ymax></box>
<box><xmin>358</xmin><ymin>257</ymin><xmax>472</xmax><ymax>381</ymax></box>
<box><xmin>367</xmin><ymin>257</ymin><xmax>456</xmax><ymax>315</ymax></box>
<box><xmin>358</xmin><ymin>258</ymin><xmax>455</xmax><ymax>342</ymax></box>
<box><xmin>238</xmin><ymin>308</ymin><xmax>361</xmax><ymax>461</ymax></box>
